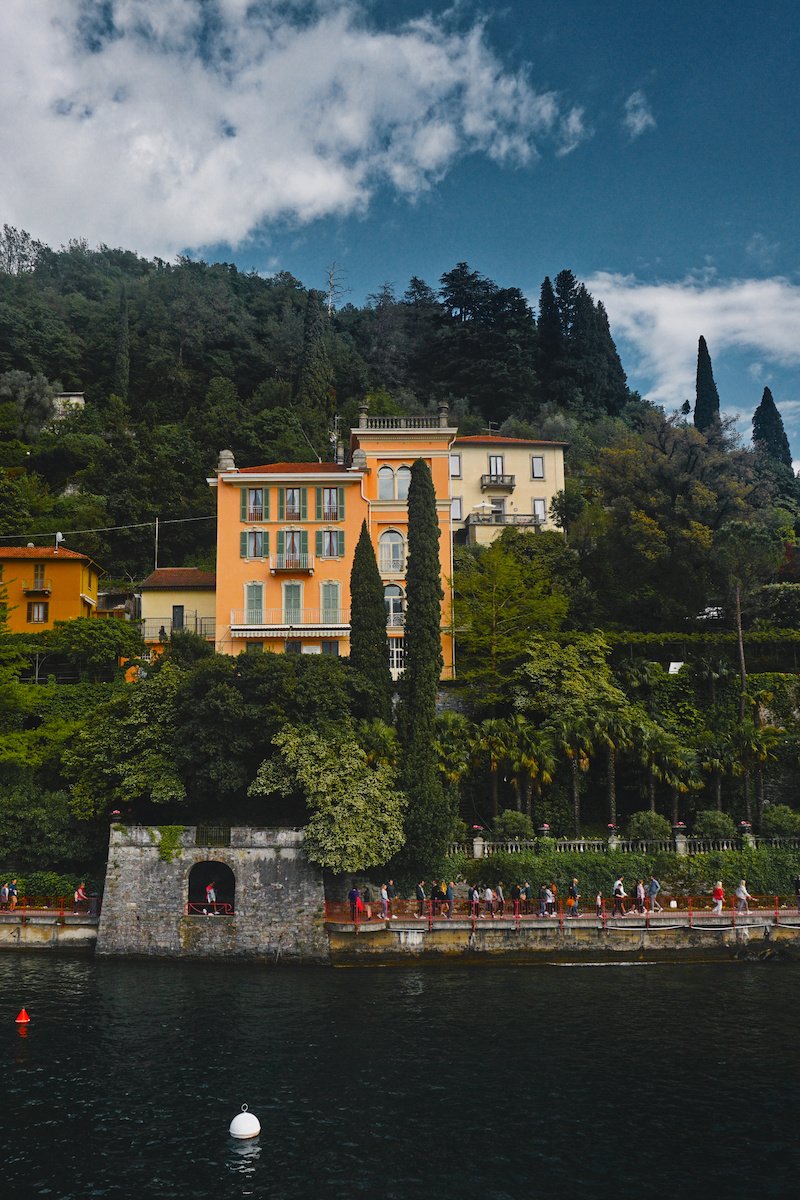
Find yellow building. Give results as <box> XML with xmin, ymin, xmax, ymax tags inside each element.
<box><xmin>210</xmin><ymin>402</ymin><xmax>456</xmax><ymax>678</ymax></box>
<box><xmin>0</xmin><ymin>545</ymin><xmax>99</xmax><ymax>632</ymax></box>
<box><xmin>448</xmin><ymin>434</ymin><xmax>567</xmax><ymax>546</ymax></box>
<box><xmin>138</xmin><ymin>568</ymin><xmax>216</xmax><ymax>651</ymax></box>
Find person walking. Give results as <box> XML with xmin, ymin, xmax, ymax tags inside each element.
<box><xmin>612</xmin><ymin>876</ymin><xmax>627</xmax><ymax>917</ymax></box>
<box><xmin>635</xmin><ymin>880</ymin><xmax>646</xmax><ymax>914</ymax></box>
<box><xmin>794</xmin><ymin>874</ymin><xmax>800</xmax><ymax>914</ymax></box>
<box><xmin>510</xmin><ymin>882</ymin><xmax>521</xmax><ymax>916</ymax></box>
<box><xmin>712</xmin><ymin>881</ymin><xmax>724</xmax><ymax>914</ymax></box>
<box><xmin>483</xmin><ymin>885</ymin><xmax>495</xmax><ymax>919</ymax></box>
<box><xmin>8</xmin><ymin>879</ymin><xmax>18</xmax><ymax>911</ymax></box>
<box><xmin>544</xmin><ymin>885</ymin><xmax>555</xmax><ymax>916</ymax></box>
<box><xmin>205</xmin><ymin>880</ymin><xmax>216</xmax><ymax>912</ymax></box>
<box><xmin>387</xmin><ymin>878</ymin><xmax>397</xmax><ymax>918</ymax></box>
<box><xmin>0</xmin><ymin>881</ymin><xmax>8</xmax><ymax>910</ymax></box>
<box><xmin>735</xmin><ymin>880</ymin><xmax>752</xmax><ymax>913</ymax></box>
<box><xmin>522</xmin><ymin>881</ymin><xmax>532</xmax><ymax>915</ymax></box>
<box><xmin>648</xmin><ymin>875</ymin><xmax>663</xmax><ymax>912</ymax></box>
<box><xmin>74</xmin><ymin>882</ymin><xmax>88</xmax><ymax>913</ymax></box>
<box><xmin>445</xmin><ymin>880</ymin><xmax>455</xmax><ymax>919</ymax></box>
<box><xmin>348</xmin><ymin>885</ymin><xmax>361</xmax><ymax>921</ymax></box>
<box><xmin>595</xmin><ymin>890</ymin><xmax>603</xmax><ymax>918</ymax></box>
<box><xmin>568</xmin><ymin>878</ymin><xmax>580</xmax><ymax>917</ymax></box>
<box><xmin>538</xmin><ymin>883</ymin><xmax>548</xmax><ymax>918</ymax></box>
<box><xmin>496</xmin><ymin>882</ymin><xmax>505</xmax><ymax>917</ymax></box>
<box><xmin>380</xmin><ymin>883</ymin><xmax>389</xmax><ymax>921</ymax></box>
<box><xmin>415</xmin><ymin>880</ymin><xmax>426</xmax><ymax>918</ymax></box>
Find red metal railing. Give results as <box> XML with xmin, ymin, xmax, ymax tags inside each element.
<box><xmin>323</xmin><ymin>894</ymin><xmax>795</xmax><ymax>932</ymax></box>
<box><xmin>0</xmin><ymin>896</ymin><xmax>102</xmax><ymax>922</ymax></box>
<box><xmin>185</xmin><ymin>902</ymin><xmax>235</xmax><ymax>916</ymax></box>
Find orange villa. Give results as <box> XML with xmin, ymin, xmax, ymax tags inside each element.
<box><xmin>0</xmin><ymin>545</ymin><xmax>100</xmax><ymax>633</ymax></box>
<box><xmin>210</xmin><ymin>400</ymin><xmax>457</xmax><ymax>677</ymax></box>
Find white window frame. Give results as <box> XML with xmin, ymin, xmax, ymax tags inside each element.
<box><xmin>246</xmin><ymin>529</ymin><xmax>265</xmax><ymax>559</ymax></box>
<box><xmin>245</xmin><ymin>582</ymin><xmax>264</xmax><ymax>624</ymax></box>
<box><xmin>533</xmin><ymin>498</ymin><xmax>547</xmax><ymax>524</ymax></box>
<box><xmin>378</xmin><ymin>465</ymin><xmax>394</xmax><ymax>500</ymax></box>
<box><xmin>451</xmin><ymin>497</ymin><xmax>463</xmax><ymax>521</ymax></box>
<box><xmin>282</xmin><ymin>581</ymin><xmax>303</xmax><ymax>623</ymax></box>
<box><xmin>285</xmin><ymin>487</ymin><xmax>302</xmax><ymax>519</ymax></box>
<box><xmin>449</xmin><ymin>453</ymin><xmax>461</xmax><ymax>478</ymax></box>
<box><xmin>322</xmin><ymin>487</ymin><xmax>339</xmax><ymax>521</ymax></box>
<box><xmin>531</xmin><ymin>455</ymin><xmax>545</xmax><ymax>480</ymax></box>
<box><xmin>488</xmin><ymin>454</ymin><xmax>504</xmax><ymax>476</ymax></box>
<box><xmin>379</xmin><ymin>530</ymin><xmax>405</xmax><ymax>573</ymax></box>
<box><xmin>396</xmin><ymin>465</ymin><xmax>411</xmax><ymax>500</ymax></box>
<box><xmin>321</xmin><ymin>530</ymin><xmax>339</xmax><ymax>559</ymax></box>
<box><xmin>321</xmin><ymin>580</ymin><xmax>341</xmax><ymax>624</ymax></box>
<box><xmin>388</xmin><ymin>637</ymin><xmax>405</xmax><ymax>673</ymax></box>
<box><xmin>247</xmin><ymin>487</ymin><xmax>264</xmax><ymax>521</ymax></box>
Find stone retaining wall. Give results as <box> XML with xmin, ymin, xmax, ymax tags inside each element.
<box><xmin>97</xmin><ymin>825</ymin><xmax>328</xmax><ymax>962</ymax></box>
<box><xmin>0</xmin><ymin>915</ymin><xmax>97</xmax><ymax>952</ymax></box>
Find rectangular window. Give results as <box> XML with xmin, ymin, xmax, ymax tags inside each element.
<box><xmin>27</xmin><ymin>601</ymin><xmax>48</xmax><ymax>623</ymax></box>
<box><xmin>490</xmin><ymin>498</ymin><xmax>505</xmax><ymax>519</ymax></box>
<box><xmin>388</xmin><ymin>637</ymin><xmax>405</xmax><ymax>673</ymax></box>
<box><xmin>322</xmin><ymin>487</ymin><xmax>339</xmax><ymax>520</ymax></box>
<box><xmin>451</xmin><ymin>497</ymin><xmax>463</xmax><ymax>521</ymax></box>
<box><xmin>321</xmin><ymin>640</ymin><xmax>340</xmax><ymax>656</ymax></box>
<box><xmin>533</xmin><ymin>499</ymin><xmax>547</xmax><ymax>523</ymax></box>
<box><xmin>245</xmin><ymin>641</ymin><xmax>263</xmax><ymax>653</ymax></box>
<box><xmin>531</xmin><ymin>455</ymin><xmax>545</xmax><ymax>479</ymax></box>
<box><xmin>489</xmin><ymin>454</ymin><xmax>504</xmax><ymax>476</ymax></box>
<box><xmin>172</xmin><ymin>605</ymin><xmax>185</xmax><ymax>631</ymax></box>
<box><xmin>321</xmin><ymin>581</ymin><xmax>340</xmax><ymax>623</ymax></box>
<box><xmin>248</xmin><ymin>487</ymin><xmax>264</xmax><ymax>521</ymax></box>
<box><xmin>283</xmin><ymin>582</ymin><xmax>302</xmax><ymax>624</ymax></box>
<box><xmin>247</xmin><ymin>530</ymin><xmax>265</xmax><ymax>558</ymax></box>
<box><xmin>285</xmin><ymin>639</ymin><xmax>303</xmax><ymax>655</ymax></box>
<box><xmin>245</xmin><ymin>583</ymin><xmax>264</xmax><ymax>624</ymax></box>
<box><xmin>321</xmin><ymin>530</ymin><xmax>343</xmax><ymax>559</ymax></box>
<box><xmin>285</xmin><ymin>487</ymin><xmax>301</xmax><ymax>519</ymax></box>
<box><xmin>449</xmin><ymin>453</ymin><xmax>461</xmax><ymax>478</ymax></box>
<box><xmin>33</xmin><ymin>563</ymin><xmax>46</xmax><ymax>588</ymax></box>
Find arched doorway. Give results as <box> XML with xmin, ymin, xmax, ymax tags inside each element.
<box><xmin>187</xmin><ymin>861</ymin><xmax>236</xmax><ymax>915</ymax></box>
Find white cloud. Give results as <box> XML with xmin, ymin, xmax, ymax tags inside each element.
<box><xmin>746</xmin><ymin>231</ymin><xmax>780</xmax><ymax>270</ymax></box>
<box><xmin>0</xmin><ymin>0</ymin><xmax>588</xmax><ymax>256</ymax></box>
<box><xmin>586</xmin><ymin>272</ymin><xmax>800</xmax><ymax>408</ymax></box>
<box><xmin>622</xmin><ymin>90</ymin><xmax>656</xmax><ymax>140</ymax></box>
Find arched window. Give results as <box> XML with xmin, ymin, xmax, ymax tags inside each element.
<box><xmin>378</xmin><ymin>465</ymin><xmax>394</xmax><ymax>500</ymax></box>
<box><xmin>379</xmin><ymin>530</ymin><xmax>405</xmax><ymax>573</ymax></box>
<box><xmin>384</xmin><ymin>584</ymin><xmax>404</xmax><ymax>627</ymax></box>
<box><xmin>396</xmin><ymin>465</ymin><xmax>411</xmax><ymax>501</ymax></box>
<box><xmin>187</xmin><ymin>861</ymin><xmax>236</xmax><ymax>916</ymax></box>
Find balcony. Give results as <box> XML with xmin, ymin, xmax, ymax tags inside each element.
<box><xmin>360</xmin><ymin>416</ymin><xmax>442</xmax><ymax>430</ymax></box>
<box><xmin>465</xmin><ymin>513</ymin><xmax>543</xmax><ymax>528</ymax></box>
<box><xmin>269</xmin><ymin>554</ymin><xmax>314</xmax><ymax>572</ymax></box>
<box><xmin>246</xmin><ymin>507</ymin><xmax>264</xmax><ymax>521</ymax></box>
<box><xmin>321</xmin><ymin>507</ymin><xmax>339</xmax><ymax>521</ymax></box>
<box><xmin>230</xmin><ymin>607</ymin><xmax>350</xmax><ymax>636</ymax></box>
<box><xmin>379</xmin><ymin>554</ymin><xmax>406</xmax><ymax>575</ymax></box>
<box><xmin>142</xmin><ymin>616</ymin><xmax>216</xmax><ymax>642</ymax></box>
<box><xmin>386</xmin><ymin>612</ymin><xmax>405</xmax><ymax>628</ymax></box>
<box><xmin>480</xmin><ymin>474</ymin><xmax>515</xmax><ymax>491</ymax></box>
<box><xmin>22</xmin><ymin>577</ymin><xmax>52</xmax><ymax>594</ymax></box>
<box><xmin>284</xmin><ymin>506</ymin><xmax>302</xmax><ymax>521</ymax></box>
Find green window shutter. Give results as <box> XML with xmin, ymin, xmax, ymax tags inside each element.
<box><xmin>264</xmin><ymin>531</ymin><xmax>269</xmax><ymax>556</ymax></box>
<box><xmin>277</xmin><ymin>530</ymin><xmax>285</xmax><ymax>558</ymax></box>
<box><xmin>240</xmin><ymin>531</ymin><xmax>248</xmax><ymax>558</ymax></box>
<box><xmin>337</xmin><ymin>530</ymin><xmax>345</xmax><ymax>557</ymax></box>
<box><xmin>300</xmin><ymin>489</ymin><xmax>308</xmax><ymax>520</ymax></box>
<box><xmin>264</xmin><ymin>489</ymin><xmax>270</xmax><ymax>521</ymax></box>
<box><xmin>240</xmin><ymin>489</ymin><xmax>247</xmax><ymax>521</ymax></box>
<box><xmin>300</xmin><ymin>530</ymin><xmax>308</xmax><ymax>556</ymax></box>
<box><xmin>278</xmin><ymin>488</ymin><xmax>285</xmax><ymax>520</ymax></box>
<box><xmin>338</xmin><ymin>486</ymin><xmax>345</xmax><ymax>519</ymax></box>
<box><xmin>315</xmin><ymin>488</ymin><xmax>322</xmax><ymax>520</ymax></box>
<box><xmin>315</xmin><ymin>530</ymin><xmax>323</xmax><ymax>556</ymax></box>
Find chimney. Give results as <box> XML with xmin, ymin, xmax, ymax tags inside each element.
<box><xmin>217</xmin><ymin>449</ymin><xmax>236</xmax><ymax>472</ymax></box>
<box><xmin>438</xmin><ymin>398</ymin><xmax>449</xmax><ymax>428</ymax></box>
<box><xmin>358</xmin><ymin>397</ymin><xmax>369</xmax><ymax>428</ymax></box>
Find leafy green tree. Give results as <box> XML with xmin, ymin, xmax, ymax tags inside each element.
<box><xmin>752</xmin><ymin>386</ymin><xmax>792</xmax><ymax>469</ymax></box>
<box><xmin>249</xmin><ymin>724</ymin><xmax>406</xmax><ymax>872</ymax></box>
<box><xmin>114</xmin><ymin>285</ymin><xmax>130</xmax><ymax>401</ymax></box>
<box><xmin>693</xmin><ymin>809</ymin><xmax>737</xmax><ymax>838</ymax></box>
<box><xmin>761</xmin><ymin>804</ymin><xmax>800</xmax><ymax>837</ymax></box>
<box><xmin>397</xmin><ymin>459</ymin><xmax>453</xmax><ymax>867</ymax></box>
<box><xmin>626</xmin><ymin>810</ymin><xmax>671</xmax><ymax>839</ymax></box>
<box><xmin>349</xmin><ymin>519</ymin><xmax>391</xmax><ymax>721</ymax></box>
<box><xmin>505</xmin><ymin>716</ymin><xmax>557</xmax><ymax>822</ymax></box>
<box><xmin>693</xmin><ymin>335</ymin><xmax>721</xmax><ymax>432</ymax></box>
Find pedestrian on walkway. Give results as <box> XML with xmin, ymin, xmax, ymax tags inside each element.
<box><xmin>712</xmin><ymin>881</ymin><xmax>724</xmax><ymax>914</ymax></box>
<box><xmin>0</xmin><ymin>881</ymin><xmax>7</xmax><ymax>910</ymax></box>
<box><xmin>445</xmin><ymin>880</ymin><xmax>455</xmax><ymax>919</ymax></box>
<box><xmin>415</xmin><ymin>880</ymin><xmax>426</xmax><ymax>918</ymax></box>
<box><xmin>380</xmin><ymin>883</ymin><xmax>389</xmax><ymax>920</ymax></box>
<box><xmin>348</xmin><ymin>885</ymin><xmax>361</xmax><ymax>921</ymax></box>
<box><xmin>544</xmin><ymin>884</ymin><xmax>555</xmax><ymax>916</ymax></box>
<box><xmin>635</xmin><ymin>880</ymin><xmax>646</xmax><ymax>914</ymax></box>
<box><xmin>522</xmin><ymin>882</ymin><xmax>532</xmax><ymax>914</ymax></box>
<box><xmin>595</xmin><ymin>890</ymin><xmax>603</xmax><ymax>918</ymax></box>
<box><xmin>568</xmin><ymin>878</ymin><xmax>580</xmax><ymax>917</ymax></box>
<box><xmin>387</xmin><ymin>878</ymin><xmax>397</xmax><ymax>918</ymax></box>
<box><xmin>8</xmin><ymin>880</ymin><xmax>18</xmax><ymax>911</ymax></box>
<box><xmin>538</xmin><ymin>883</ymin><xmax>548</xmax><ymax>918</ymax></box>
<box><xmin>648</xmin><ymin>875</ymin><xmax>663</xmax><ymax>912</ymax></box>
<box><xmin>483</xmin><ymin>885</ymin><xmax>495</xmax><ymax>918</ymax></box>
<box><xmin>74</xmin><ymin>882</ymin><xmax>88</xmax><ymax>912</ymax></box>
<box><xmin>496</xmin><ymin>882</ymin><xmax>505</xmax><ymax>917</ymax></box>
<box><xmin>735</xmin><ymin>880</ymin><xmax>752</xmax><ymax>913</ymax></box>
<box><xmin>612</xmin><ymin>876</ymin><xmax>627</xmax><ymax>917</ymax></box>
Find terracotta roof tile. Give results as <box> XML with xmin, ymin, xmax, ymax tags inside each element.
<box><xmin>140</xmin><ymin>568</ymin><xmax>216</xmax><ymax>590</ymax></box>
<box><xmin>236</xmin><ymin>461</ymin><xmax>348</xmax><ymax>474</ymax></box>
<box><xmin>0</xmin><ymin>546</ymin><xmax>90</xmax><ymax>560</ymax></box>
<box><xmin>452</xmin><ymin>434</ymin><xmax>568</xmax><ymax>446</ymax></box>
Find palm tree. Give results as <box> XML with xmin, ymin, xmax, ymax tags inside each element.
<box><xmin>433</xmin><ymin>712</ymin><xmax>475</xmax><ymax>790</ymax></box>
<box><xmin>475</xmin><ymin>717</ymin><xmax>513</xmax><ymax>819</ymax></box>
<box><xmin>505</xmin><ymin>716</ymin><xmax>557</xmax><ymax>823</ymax></box>
<box><xmin>594</xmin><ymin>705</ymin><xmax>638</xmax><ymax>827</ymax></box>
<box><xmin>698</xmin><ymin>729</ymin><xmax>737</xmax><ymax>811</ymax></box>
<box><xmin>694</xmin><ymin>655</ymin><xmax>735</xmax><ymax>707</ymax></box>
<box><xmin>546</xmin><ymin>708</ymin><xmax>594</xmax><ymax>836</ymax></box>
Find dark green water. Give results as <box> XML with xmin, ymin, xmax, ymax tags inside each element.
<box><xmin>2</xmin><ymin>954</ymin><xmax>797</xmax><ymax>1198</ymax></box>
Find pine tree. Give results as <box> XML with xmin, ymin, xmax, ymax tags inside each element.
<box><xmin>694</xmin><ymin>335</ymin><xmax>721</xmax><ymax>433</ymax></box>
<box><xmin>397</xmin><ymin>459</ymin><xmax>453</xmax><ymax>868</ymax></box>
<box><xmin>296</xmin><ymin>291</ymin><xmax>335</xmax><ymax>416</ymax></box>
<box><xmin>536</xmin><ymin>275</ymin><xmax>562</xmax><ymax>388</ymax></box>
<box><xmin>349</xmin><ymin>520</ymin><xmax>392</xmax><ymax>722</ymax></box>
<box><xmin>752</xmin><ymin>386</ymin><xmax>792</xmax><ymax>469</ymax></box>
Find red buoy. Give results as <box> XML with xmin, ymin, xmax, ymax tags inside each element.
<box><xmin>15</xmin><ymin>1009</ymin><xmax>30</xmax><ymax>1024</ymax></box>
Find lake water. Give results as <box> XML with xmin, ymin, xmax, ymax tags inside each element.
<box><xmin>2</xmin><ymin>954</ymin><xmax>798</xmax><ymax>1198</ymax></box>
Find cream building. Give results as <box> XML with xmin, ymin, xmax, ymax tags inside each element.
<box><xmin>448</xmin><ymin>434</ymin><xmax>567</xmax><ymax>546</ymax></box>
<box><xmin>138</xmin><ymin>567</ymin><xmax>216</xmax><ymax>650</ymax></box>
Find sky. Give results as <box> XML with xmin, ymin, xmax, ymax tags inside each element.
<box><xmin>1</xmin><ymin>1</ymin><xmax>798</xmax><ymax>453</ymax></box>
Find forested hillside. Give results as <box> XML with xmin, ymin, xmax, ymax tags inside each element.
<box><xmin>0</xmin><ymin>224</ymin><xmax>798</xmax><ymax>628</ymax></box>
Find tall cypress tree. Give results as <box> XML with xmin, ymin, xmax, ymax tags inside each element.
<box><xmin>349</xmin><ymin>520</ymin><xmax>392</xmax><ymax>722</ymax></box>
<box><xmin>114</xmin><ymin>285</ymin><xmax>130</xmax><ymax>402</ymax></box>
<box><xmin>397</xmin><ymin>459</ymin><xmax>453</xmax><ymax>868</ymax></box>
<box><xmin>693</xmin><ymin>335</ymin><xmax>721</xmax><ymax>432</ymax></box>
<box><xmin>753</xmin><ymin>386</ymin><xmax>792</xmax><ymax>469</ymax></box>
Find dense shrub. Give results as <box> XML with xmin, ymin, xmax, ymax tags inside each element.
<box><xmin>492</xmin><ymin>810</ymin><xmax>535</xmax><ymax>839</ymax></box>
<box><xmin>626</xmin><ymin>811</ymin><xmax>672</xmax><ymax>839</ymax></box>
<box><xmin>761</xmin><ymin>805</ymin><xmax>800</xmax><ymax>837</ymax></box>
<box><xmin>692</xmin><ymin>810</ymin><xmax>737</xmax><ymax>838</ymax></box>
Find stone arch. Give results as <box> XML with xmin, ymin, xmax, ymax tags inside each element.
<box><xmin>187</xmin><ymin>860</ymin><xmax>236</xmax><ymax>915</ymax></box>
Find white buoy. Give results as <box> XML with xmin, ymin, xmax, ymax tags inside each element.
<box><xmin>229</xmin><ymin>1104</ymin><xmax>261</xmax><ymax>1140</ymax></box>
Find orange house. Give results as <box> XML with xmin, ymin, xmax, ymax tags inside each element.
<box><xmin>210</xmin><ymin>402</ymin><xmax>456</xmax><ymax>678</ymax></box>
<box><xmin>0</xmin><ymin>545</ymin><xmax>100</xmax><ymax>633</ymax></box>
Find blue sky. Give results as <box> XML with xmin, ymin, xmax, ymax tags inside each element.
<box><xmin>1</xmin><ymin>1</ymin><xmax>798</xmax><ymax>451</ymax></box>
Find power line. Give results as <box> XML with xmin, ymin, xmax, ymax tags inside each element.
<box><xmin>0</xmin><ymin>515</ymin><xmax>216</xmax><ymax>542</ymax></box>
